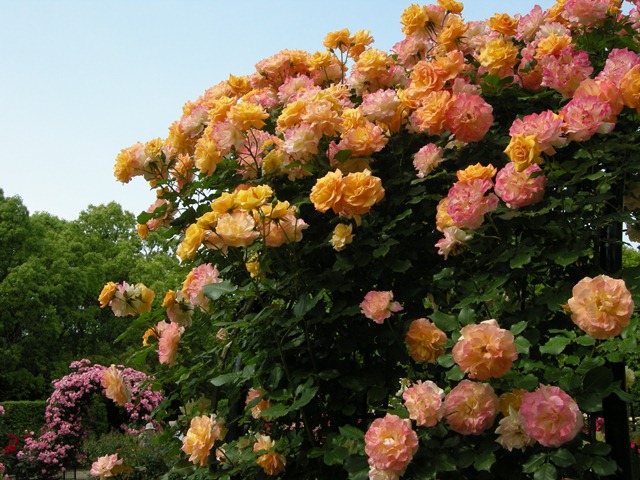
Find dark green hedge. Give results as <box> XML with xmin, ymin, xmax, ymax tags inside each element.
<box><xmin>1</xmin><ymin>400</ymin><xmax>46</xmax><ymax>435</ymax></box>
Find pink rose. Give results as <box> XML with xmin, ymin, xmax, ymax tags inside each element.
<box><xmin>567</xmin><ymin>274</ymin><xmax>634</xmax><ymax>339</ymax></box>
<box><xmin>413</xmin><ymin>143</ymin><xmax>443</xmax><ymax>178</ymax></box>
<box><xmin>435</xmin><ymin>226</ymin><xmax>473</xmax><ymax>259</ymax></box>
<box><xmin>494</xmin><ymin>162</ymin><xmax>546</xmax><ymax>209</ymax></box>
<box><xmin>561</xmin><ymin>95</ymin><xmax>614</xmax><ymax>143</ymax></box>
<box><xmin>444</xmin><ymin>380</ymin><xmax>499</xmax><ymax>435</ymax></box>
<box><xmin>182</xmin><ymin>263</ymin><xmax>222</xmax><ymax>307</ymax></box>
<box><xmin>509</xmin><ymin>110</ymin><xmax>566</xmax><ymax>155</ymax></box>
<box><xmin>403</xmin><ymin>380</ymin><xmax>445</xmax><ymax>427</ymax></box>
<box><xmin>90</xmin><ymin>453</ymin><xmax>123</xmax><ymax>479</ymax></box>
<box><xmin>540</xmin><ymin>46</ymin><xmax>593</xmax><ymax>98</ymax></box>
<box><xmin>563</xmin><ymin>0</ymin><xmax>608</xmax><ymax>27</ymax></box>
<box><xmin>365</xmin><ymin>414</ymin><xmax>419</xmax><ymax>478</ymax></box>
<box><xmin>360</xmin><ymin>291</ymin><xmax>403</xmax><ymax>324</ymax></box>
<box><xmin>158</xmin><ymin>322</ymin><xmax>182</xmax><ymax>367</ymax></box>
<box><xmin>452</xmin><ymin>319</ymin><xmax>518</xmax><ymax>380</ymax></box>
<box><xmin>445</xmin><ymin>93</ymin><xmax>494</xmax><ymax>143</ymax></box>
<box><xmin>519</xmin><ymin>385</ymin><xmax>584</xmax><ymax>447</ymax></box>
<box><xmin>446</xmin><ymin>179</ymin><xmax>499</xmax><ymax>230</ymax></box>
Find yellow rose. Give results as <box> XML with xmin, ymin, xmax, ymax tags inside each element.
<box><xmin>437</xmin><ymin>15</ymin><xmax>468</xmax><ymax>52</ymax></box>
<box><xmin>478</xmin><ymin>37</ymin><xmax>519</xmax><ymax>75</ymax></box>
<box><xmin>349</xmin><ymin>30</ymin><xmax>374</xmax><ymax>60</ymax></box>
<box><xmin>401</xmin><ymin>4</ymin><xmax>428</xmax><ymax>36</ymax></box>
<box><xmin>436</xmin><ymin>198</ymin><xmax>458</xmax><ymax>232</ymax></box>
<box><xmin>194</xmin><ymin>136</ymin><xmax>222</xmax><ymax>176</ymax></box>
<box><xmin>215</xmin><ymin>212</ymin><xmax>259</xmax><ymax>248</ymax></box>
<box><xmin>235</xmin><ymin>185</ymin><xmax>274</xmax><ymax>211</ymax></box>
<box><xmin>621</xmin><ymin>64</ymin><xmax>640</xmax><ymax>112</ymax></box>
<box><xmin>330</xmin><ymin>224</ymin><xmax>355</xmax><ymax>251</ymax></box>
<box><xmin>341</xmin><ymin>170</ymin><xmax>385</xmax><ymax>216</ymax></box>
<box><xmin>504</xmin><ymin>134</ymin><xmax>543</xmax><ymax>172</ymax></box>
<box><xmin>177</xmin><ymin>224</ymin><xmax>207</xmax><ymax>260</ymax></box>
<box><xmin>227</xmin><ymin>102</ymin><xmax>269</xmax><ymax>131</ymax></box>
<box><xmin>438</xmin><ymin>0</ymin><xmax>463</xmax><ymax>14</ymax></box>
<box><xmin>323</xmin><ymin>28</ymin><xmax>352</xmax><ymax>52</ymax></box>
<box><xmin>137</xmin><ymin>223</ymin><xmax>149</xmax><ymax>240</ymax></box>
<box><xmin>487</xmin><ymin>13</ymin><xmax>518</xmax><ymax>36</ymax></box>
<box><xmin>535</xmin><ymin>34</ymin><xmax>572</xmax><ymax>60</ymax></box>
<box><xmin>208</xmin><ymin>96</ymin><xmax>236</xmax><ymax>124</ymax></box>
<box><xmin>98</xmin><ymin>282</ymin><xmax>117</xmax><ymax>309</ymax></box>
<box><xmin>456</xmin><ymin>163</ymin><xmax>497</xmax><ymax>182</ymax></box>
<box><xmin>210</xmin><ymin>192</ymin><xmax>237</xmax><ymax>215</ymax></box>
<box><xmin>227</xmin><ymin>74</ymin><xmax>252</xmax><ymax>96</ymax></box>
<box><xmin>310</xmin><ymin>169</ymin><xmax>345</xmax><ymax>213</ymax></box>
<box><xmin>354</xmin><ymin>48</ymin><xmax>390</xmax><ymax>77</ymax></box>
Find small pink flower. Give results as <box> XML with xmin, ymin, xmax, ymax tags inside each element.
<box><xmin>563</xmin><ymin>0</ymin><xmax>609</xmax><ymax>27</ymax></box>
<box><xmin>540</xmin><ymin>46</ymin><xmax>593</xmax><ymax>98</ymax></box>
<box><xmin>598</xmin><ymin>48</ymin><xmax>640</xmax><ymax>88</ymax></box>
<box><xmin>403</xmin><ymin>380</ymin><xmax>445</xmax><ymax>427</ymax></box>
<box><xmin>452</xmin><ymin>319</ymin><xmax>518</xmax><ymax>380</ymax></box>
<box><xmin>364</xmin><ymin>414</ymin><xmax>418</xmax><ymax>478</ymax></box>
<box><xmin>519</xmin><ymin>385</ymin><xmax>584</xmax><ymax>447</ymax></box>
<box><xmin>495</xmin><ymin>162</ymin><xmax>546</xmax><ymax>209</ymax></box>
<box><xmin>435</xmin><ymin>226</ymin><xmax>473</xmax><ymax>259</ymax></box>
<box><xmin>360</xmin><ymin>291</ymin><xmax>403</xmax><ymax>324</ymax></box>
<box><xmin>444</xmin><ymin>380</ymin><xmax>499</xmax><ymax>435</ymax></box>
<box><xmin>567</xmin><ymin>275</ymin><xmax>634</xmax><ymax>339</ymax></box>
<box><xmin>413</xmin><ymin>143</ymin><xmax>443</xmax><ymax>178</ymax></box>
<box><xmin>445</xmin><ymin>93</ymin><xmax>494</xmax><ymax>143</ymax></box>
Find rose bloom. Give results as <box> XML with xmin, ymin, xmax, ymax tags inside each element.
<box><xmin>504</xmin><ymin>134</ymin><xmax>542</xmax><ymax>172</ymax></box>
<box><xmin>456</xmin><ymin>163</ymin><xmax>497</xmax><ymax>183</ymax></box>
<box><xmin>435</xmin><ymin>226</ymin><xmax>473</xmax><ymax>259</ymax></box>
<box><xmin>89</xmin><ymin>453</ymin><xmax>123</xmax><ymax>480</ymax></box>
<box><xmin>519</xmin><ymin>385</ymin><xmax>584</xmax><ymax>447</ymax></box>
<box><xmin>620</xmin><ymin>64</ymin><xmax>640</xmax><ymax>112</ymax></box>
<box><xmin>341</xmin><ymin>170</ymin><xmax>385</xmax><ymax>216</ymax></box>
<box><xmin>405</xmin><ymin>318</ymin><xmax>448</xmax><ymax>363</ymax></box>
<box><xmin>227</xmin><ymin>102</ymin><xmax>269</xmax><ymax>130</ymax></box>
<box><xmin>310</xmin><ymin>169</ymin><xmax>345</xmax><ymax>213</ymax></box>
<box><xmin>215</xmin><ymin>211</ymin><xmax>259</xmax><ymax>248</ymax></box>
<box><xmin>563</xmin><ymin>0</ymin><xmax>609</xmax><ymax>27</ymax></box>
<box><xmin>478</xmin><ymin>37</ymin><xmax>519</xmax><ymax>76</ymax></box>
<box><xmin>163</xmin><ymin>290</ymin><xmax>194</xmax><ymax>326</ymax></box>
<box><xmin>444</xmin><ymin>380</ymin><xmax>499</xmax><ymax>435</ymax></box>
<box><xmin>409</xmin><ymin>90</ymin><xmax>453</xmax><ymax>135</ymax></box>
<box><xmin>495</xmin><ymin>410</ymin><xmax>534</xmax><ymax>452</ymax></box>
<box><xmin>176</xmin><ymin>224</ymin><xmax>207</xmax><ymax>261</ymax></box>
<box><xmin>540</xmin><ymin>46</ymin><xmax>593</xmax><ymax>98</ymax></box>
<box><xmin>413</xmin><ymin>143</ymin><xmax>443</xmax><ymax>178</ymax></box>
<box><xmin>182</xmin><ymin>263</ymin><xmax>222</xmax><ymax>307</ymax></box>
<box><xmin>487</xmin><ymin>12</ymin><xmax>518</xmax><ymax>35</ymax></box>
<box><xmin>495</xmin><ymin>162</ymin><xmax>546</xmax><ymax>209</ymax></box>
<box><xmin>330</xmin><ymin>223</ymin><xmax>355</xmax><ymax>251</ymax></box>
<box><xmin>361</xmin><ymin>290</ymin><xmax>403</xmax><ymax>324</ymax></box>
<box><xmin>365</xmin><ymin>414</ymin><xmax>419</xmax><ymax>478</ymax></box>
<box><xmin>235</xmin><ymin>185</ymin><xmax>274</xmax><ymax>211</ymax></box>
<box><xmin>567</xmin><ymin>274</ymin><xmax>634</xmax><ymax>339</ymax></box>
<box><xmin>182</xmin><ymin>415</ymin><xmax>227</xmax><ymax>467</ymax></box>
<box><xmin>509</xmin><ymin>110</ymin><xmax>566</xmax><ymax>155</ymax></box>
<box><xmin>446</xmin><ymin>179</ymin><xmax>499</xmax><ymax>230</ymax></box>
<box><xmin>561</xmin><ymin>95</ymin><xmax>614</xmax><ymax>143</ymax></box>
<box><xmin>444</xmin><ymin>93</ymin><xmax>494</xmax><ymax>143</ymax></box>
<box><xmin>158</xmin><ymin>321</ymin><xmax>182</xmax><ymax>367</ymax></box>
<box><xmin>101</xmin><ymin>365</ymin><xmax>132</xmax><ymax>406</ymax></box>
<box><xmin>264</xmin><ymin>214</ymin><xmax>308</xmax><ymax>247</ymax></box>
<box><xmin>246</xmin><ymin>388</ymin><xmax>271</xmax><ymax>419</ymax></box>
<box><xmin>257</xmin><ymin>452</ymin><xmax>287</xmax><ymax>476</ymax></box>
<box><xmin>438</xmin><ymin>0</ymin><xmax>463</xmax><ymax>14</ymax></box>
<box><xmin>98</xmin><ymin>282</ymin><xmax>117</xmax><ymax>309</ymax></box>
<box><xmin>403</xmin><ymin>380</ymin><xmax>445</xmax><ymax>427</ymax></box>
<box><xmin>452</xmin><ymin>319</ymin><xmax>518</xmax><ymax>380</ymax></box>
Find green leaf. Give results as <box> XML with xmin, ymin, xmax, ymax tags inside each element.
<box><xmin>334</xmin><ymin>149</ymin><xmax>352</xmax><ymax>162</ymax></box>
<box><xmin>540</xmin><ymin>336</ymin><xmax>571</xmax><ymax>355</ymax></box>
<box><xmin>210</xmin><ymin>373</ymin><xmax>240</xmax><ymax>386</ymax></box>
<box><xmin>203</xmin><ymin>280</ymin><xmax>237</xmax><ymax>301</ymax></box>
<box><xmin>473</xmin><ymin>452</ymin><xmax>496</xmax><ymax>472</ymax></box>
<box><xmin>523</xmin><ymin>453</ymin><xmax>547</xmax><ymax>473</ymax></box>
<box><xmin>510</xmin><ymin>251</ymin><xmax>531</xmax><ymax>269</ymax></box>
<box><xmin>590</xmin><ymin>456</ymin><xmax>618</xmax><ymax>476</ymax></box>
<box><xmin>293</xmin><ymin>292</ymin><xmax>322</xmax><ymax>318</ymax></box>
<box><xmin>430</xmin><ymin>311</ymin><xmax>458</xmax><ymax>332</ymax></box>
<box><xmin>510</xmin><ymin>321</ymin><xmax>527</xmax><ymax>335</ymax></box>
<box><xmin>339</xmin><ymin>425</ymin><xmax>364</xmax><ymax>440</ymax></box>
<box><xmin>583</xmin><ymin>366</ymin><xmax>614</xmax><ymax>392</ymax></box>
<box><xmin>515</xmin><ymin>336</ymin><xmax>531</xmax><ymax>355</ymax></box>
<box><xmin>457</xmin><ymin>307</ymin><xmax>476</xmax><ymax>326</ymax></box>
<box><xmin>534</xmin><ymin>463</ymin><xmax>557</xmax><ymax>480</ymax></box>
<box><xmin>575</xmin><ymin>334</ymin><xmax>596</xmax><ymax>346</ymax></box>
<box><xmin>292</xmin><ymin>385</ymin><xmax>318</xmax><ymax>410</ymax></box>
<box><xmin>550</xmin><ymin>449</ymin><xmax>575</xmax><ymax>468</ymax></box>
<box><xmin>259</xmin><ymin>403</ymin><xmax>290</xmax><ymax>419</ymax></box>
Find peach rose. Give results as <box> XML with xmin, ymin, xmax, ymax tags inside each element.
<box><xmin>405</xmin><ymin>318</ymin><xmax>448</xmax><ymax>363</ymax></box>
<box><xmin>181</xmin><ymin>415</ymin><xmax>227</xmax><ymax>467</ymax></box>
<box><xmin>452</xmin><ymin>319</ymin><xmax>518</xmax><ymax>380</ymax></box>
<box><xmin>567</xmin><ymin>274</ymin><xmax>634</xmax><ymax>339</ymax></box>
<box><xmin>360</xmin><ymin>290</ymin><xmax>403</xmax><ymax>324</ymax></box>
<box><xmin>444</xmin><ymin>380</ymin><xmax>499</xmax><ymax>435</ymax></box>
<box><xmin>403</xmin><ymin>380</ymin><xmax>445</xmax><ymax>427</ymax></box>
<box><xmin>330</xmin><ymin>223</ymin><xmax>355</xmax><ymax>251</ymax></box>
<box><xmin>215</xmin><ymin>211</ymin><xmax>259</xmax><ymax>248</ymax></box>
<box><xmin>101</xmin><ymin>365</ymin><xmax>132</xmax><ymax>407</ymax></box>
<box><xmin>310</xmin><ymin>169</ymin><xmax>345</xmax><ymax>213</ymax></box>
<box><xmin>365</xmin><ymin>414</ymin><xmax>418</xmax><ymax>478</ymax></box>
<box><xmin>158</xmin><ymin>321</ymin><xmax>182</xmax><ymax>367</ymax></box>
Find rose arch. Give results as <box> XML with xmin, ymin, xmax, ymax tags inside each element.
<box><xmin>17</xmin><ymin>359</ymin><xmax>163</xmax><ymax>479</ymax></box>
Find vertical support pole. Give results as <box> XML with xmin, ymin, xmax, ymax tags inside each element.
<box><xmin>600</xmin><ymin>181</ymin><xmax>632</xmax><ymax>480</ymax></box>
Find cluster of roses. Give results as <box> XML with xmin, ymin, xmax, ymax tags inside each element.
<box><xmin>175</xmin><ymin>184</ymin><xmax>308</xmax><ymax>263</ymax></box>
<box><xmin>18</xmin><ymin>360</ymin><xmax>162</xmax><ymax>479</ymax></box>
<box><xmin>359</xmin><ymin>272</ymin><xmax>634</xmax><ymax>478</ymax></box>
<box><xmin>98</xmin><ymin>281</ymin><xmax>155</xmax><ymax>317</ymax></box>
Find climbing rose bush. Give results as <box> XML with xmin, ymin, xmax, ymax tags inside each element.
<box><xmin>106</xmin><ymin>0</ymin><xmax>640</xmax><ymax>478</ymax></box>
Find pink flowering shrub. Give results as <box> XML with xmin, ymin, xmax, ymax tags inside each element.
<box><xmin>105</xmin><ymin>1</ymin><xmax>640</xmax><ymax>478</ymax></box>
<box><xmin>18</xmin><ymin>360</ymin><xmax>162</xmax><ymax>479</ymax></box>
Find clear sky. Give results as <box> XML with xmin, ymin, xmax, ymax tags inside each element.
<box><xmin>0</xmin><ymin>0</ymin><xmax>555</xmax><ymax>220</ymax></box>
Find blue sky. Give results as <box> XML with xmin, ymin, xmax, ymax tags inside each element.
<box><xmin>0</xmin><ymin>0</ymin><xmax>555</xmax><ymax>220</ymax></box>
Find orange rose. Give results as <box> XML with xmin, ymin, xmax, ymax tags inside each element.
<box><xmin>405</xmin><ymin>318</ymin><xmax>448</xmax><ymax>363</ymax></box>
<box><xmin>456</xmin><ymin>163</ymin><xmax>497</xmax><ymax>183</ymax></box>
<box><xmin>487</xmin><ymin>13</ymin><xmax>518</xmax><ymax>36</ymax></box>
<box><xmin>310</xmin><ymin>169</ymin><xmax>345</xmax><ymax>213</ymax></box>
<box><xmin>341</xmin><ymin>170</ymin><xmax>385</xmax><ymax>216</ymax></box>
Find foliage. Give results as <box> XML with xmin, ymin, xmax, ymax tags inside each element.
<box><xmin>0</xmin><ymin>401</ymin><xmax>47</xmax><ymax>437</ymax></box>
<box><xmin>0</xmin><ymin>198</ymin><xmax>180</xmax><ymax>400</ymax></box>
<box><xmin>108</xmin><ymin>1</ymin><xmax>640</xmax><ymax>479</ymax></box>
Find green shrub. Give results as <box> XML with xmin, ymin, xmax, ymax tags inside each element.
<box><xmin>82</xmin><ymin>430</ymin><xmax>174</xmax><ymax>479</ymax></box>
<box><xmin>0</xmin><ymin>400</ymin><xmax>46</xmax><ymax>435</ymax></box>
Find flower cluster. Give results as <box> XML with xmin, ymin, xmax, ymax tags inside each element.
<box><xmin>98</xmin><ymin>281</ymin><xmax>155</xmax><ymax>317</ymax></box>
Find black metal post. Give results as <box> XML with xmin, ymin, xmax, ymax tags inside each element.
<box><xmin>600</xmin><ymin>182</ymin><xmax>633</xmax><ymax>480</ymax></box>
